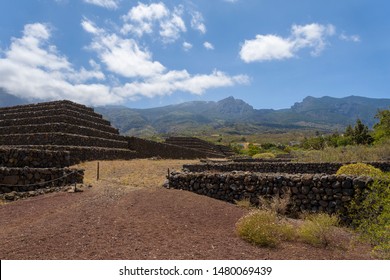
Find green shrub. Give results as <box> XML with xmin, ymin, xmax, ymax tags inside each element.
<box><xmin>348</xmin><ymin>176</ymin><xmax>390</xmax><ymax>259</ymax></box>
<box><xmin>252</xmin><ymin>152</ymin><xmax>276</xmax><ymax>159</ymax></box>
<box><xmin>247</xmin><ymin>143</ymin><xmax>262</xmax><ymax>156</ymax></box>
<box><xmin>236</xmin><ymin>210</ymin><xmax>295</xmax><ymax>247</ymax></box>
<box><xmin>292</xmin><ymin>144</ymin><xmax>390</xmax><ymax>163</ymax></box>
<box><xmin>298</xmin><ymin>213</ymin><xmax>339</xmax><ymax>247</ymax></box>
<box><xmin>336</xmin><ymin>163</ymin><xmax>383</xmax><ymax>177</ymax></box>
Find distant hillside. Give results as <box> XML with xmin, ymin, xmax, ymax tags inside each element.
<box><xmin>95</xmin><ymin>95</ymin><xmax>390</xmax><ymax>136</ymax></box>
<box><xmin>1</xmin><ymin>89</ymin><xmax>388</xmax><ymax>136</ymax></box>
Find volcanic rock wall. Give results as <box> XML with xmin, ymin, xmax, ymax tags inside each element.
<box><xmin>0</xmin><ymin>100</ymin><xmax>136</xmax><ymax>163</ymax></box>
<box><xmin>167</xmin><ymin>171</ymin><xmax>373</xmax><ymax>220</ymax></box>
<box><xmin>0</xmin><ymin>147</ymin><xmax>70</xmax><ymax>168</ymax></box>
<box><xmin>183</xmin><ymin>162</ymin><xmax>390</xmax><ymax>174</ymax></box>
<box><xmin>165</xmin><ymin>137</ymin><xmax>234</xmax><ymax>158</ymax></box>
<box><xmin>127</xmin><ymin>137</ymin><xmax>228</xmax><ymax>159</ymax></box>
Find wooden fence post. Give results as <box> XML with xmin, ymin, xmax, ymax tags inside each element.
<box><xmin>97</xmin><ymin>162</ymin><xmax>100</xmax><ymax>181</ymax></box>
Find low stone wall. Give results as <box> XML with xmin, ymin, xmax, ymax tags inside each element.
<box><xmin>10</xmin><ymin>145</ymin><xmax>137</xmax><ymax>164</ymax></box>
<box><xmin>0</xmin><ymin>133</ymin><xmax>128</xmax><ymax>149</ymax></box>
<box><xmin>165</xmin><ymin>137</ymin><xmax>228</xmax><ymax>157</ymax></box>
<box><xmin>67</xmin><ymin>147</ymin><xmax>137</xmax><ymax>164</ymax></box>
<box><xmin>0</xmin><ymin>147</ymin><xmax>70</xmax><ymax>168</ymax></box>
<box><xmin>0</xmin><ymin>108</ymin><xmax>110</xmax><ymax>126</ymax></box>
<box><xmin>232</xmin><ymin>158</ymin><xmax>293</xmax><ymax>163</ymax></box>
<box><xmin>183</xmin><ymin>162</ymin><xmax>390</xmax><ymax>174</ymax></box>
<box><xmin>167</xmin><ymin>171</ymin><xmax>374</xmax><ymax>218</ymax></box>
<box><xmin>0</xmin><ymin>123</ymin><xmax>124</xmax><ymax>141</ymax></box>
<box><xmin>0</xmin><ymin>167</ymin><xmax>84</xmax><ymax>194</ymax></box>
<box><xmin>127</xmin><ymin>137</ymin><xmax>224</xmax><ymax>159</ymax></box>
<box><xmin>0</xmin><ymin>115</ymin><xmax>119</xmax><ymax>134</ymax></box>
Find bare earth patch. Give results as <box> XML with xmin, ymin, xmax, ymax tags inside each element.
<box><xmin>0</xmin><ymin>159</ymin><xmax>374</xmax><ymax>260</ymax></box>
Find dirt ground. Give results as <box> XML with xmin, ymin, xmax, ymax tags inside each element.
<box><xmin>0</xmin><ymin>159</ymin><xmax>374</xmax><ymax>260</ymax></box>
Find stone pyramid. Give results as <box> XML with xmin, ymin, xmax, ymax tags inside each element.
<box><xmin>0</xmin><ymin>100</ymin><xmax>135</xmax><ymax>164</ymax></box>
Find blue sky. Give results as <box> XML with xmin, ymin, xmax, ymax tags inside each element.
<box><xmin>0</xmin><ymin>0</ymin><xmax>389</xmax><ymax>109</ymax></box>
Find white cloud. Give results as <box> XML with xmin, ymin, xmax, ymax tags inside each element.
<box><xmin>0</xmin><ymin>23</ymin><xmax>113</xmax><ymax>105</ymax></box>
<box><xmin>204</xmin><ymin>41</ymin><xmax>214</xmax><ymax>50</ymax></box>
<box><xmin>84</xmin><ymin>21</ymin><xmax>248</xmax><ymax>99</ymax></box>
<box><xmin>121</xmin><ymin>2</ymin><xmax>168</xmax><ymax>36</ymax></box>
<box><xmin>121</xmin><ymin>2</ymin><xmax>186</xmax><ymax>43</ymax></box>
<box><xmin>88</xmin><ymin>32</ymin><xmax>166</xmax><ymax>78</ymax></box>
<box><xmin>83</xmin><ymin>0</ymin><xmax>120</xmax><ymax>10</ymax></box>
<box><xmin>183</xmin><ymin>42</ymin><xmax>193</xmax><ymax>51</ymax></box>
<box><xmin>0</xmin><ymin>22</ymin><xmax>248</xmax><ymax>106</ymax></box>
<box><xmin>240</xmin><ymin>35</ymin><xmax>293</xmax><ymax>62</ymax></box>
<box><xmin>191</xmin><ymin>11</ymin><xmax>206</xmax><ymax>34</ymax></box>
<box><xmin>159</xmin><ymin>6</ymin><xmax>186</xmax><ymax>43</ymax></box>
<box><xmin>339</xmin><ymin>33</ymin><xmax>361</xmax><ymax>42</ymax></box>
<box><xmin>291</xmin><ymin>23</ymin><xmax>335</xmax><ymax>56</ymax></box>
<box><xmin>240</xmin><ymin>23</ymin><xmax>336</xmax><ymax>63</ymax></box>
<box><xmin>114</xmin><ymin>70</ymin><xmax>249</xmax><ymax>98</ymax></box>
<box><xmin>81</xmin><ymin>19</ymin><xmax>104</xmax><ymax>35</ymax></box>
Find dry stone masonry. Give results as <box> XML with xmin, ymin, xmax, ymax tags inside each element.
<box><xmin>127</xmin><ymin>137</ymin><xmax>231</xmax><ymax>159</ymax></box>
<box><xmin>0</xmin><ymin>100</ymin><xmax>136</xmax><ymax>162</ymax></box>
<box><xmin>167</xmin><ymin>159</ymin><xmax>390</xmax><ymax>221</ymax></box>
<box><xmin>165</xmin><ymin>137</ymin><xmax>234</xmax><ymax>158</ymax></box>
<box><xmin>167</xmin><ymin>171</ymin><xmax>374</xmax><ymax>221</ymax></box>
<box><xmin>183</xmin><ymin>162</ymin><xmax>390</xmax><ymax>174</ymax></box>
<box><xmin>0</xmin><ymin>147</ymin><xmax>70</xmax><ymax>168</ymax></box>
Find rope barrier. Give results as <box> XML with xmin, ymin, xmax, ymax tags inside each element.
<box><xmin>0</xmin><ymin>170</ymin><xmax>83</xmax><ymax>188</ymax></box>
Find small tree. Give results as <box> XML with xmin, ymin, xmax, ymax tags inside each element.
<box><xmin>373</xmin><ymin>109</ymin><xmax>390</xmax><ymax>142</ymax></box>
<box><xmin>345</xmin><ymin>125</ymin><xmax>354</xmax><ymax>137</ymax></box>
<box><xmin>353</xmin><ymin>119</ymin><xmax>374</xmax><ymax>145</ymax></box>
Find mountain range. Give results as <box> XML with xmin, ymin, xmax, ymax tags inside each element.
<box><xmin>1</xmin><ymin>87</ymin><xmax>389</xmax><ymax>136</ymax></box>
<box><xmin>95</xmin><ymin>95</ymin><xmax>390</xmax><ymax>136</ymax></box>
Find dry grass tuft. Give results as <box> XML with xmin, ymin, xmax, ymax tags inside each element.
<box><xmin>234</xmin><ymin>197</ymin><xmax>254</xmax><ymax>209</ymax></box>
<box><xmin>298</xmin><ymin>213</ymin><xmax>340</xmax><ymax>247</ymax></box>
<box><xmin>236</xmin><ymin>210</ymin><xmax>295</xmax><ymax>248</ymax></box>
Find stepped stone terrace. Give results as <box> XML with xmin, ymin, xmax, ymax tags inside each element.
<box><xmin>0</xmin><ymin>100</ymin><xmax>136</xmax><ymax>164</ymax></box>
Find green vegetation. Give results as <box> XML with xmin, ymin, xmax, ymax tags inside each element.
<box><xmin>373</xmin><ymin>109</ymin><xmax>390</xmax><ymax>142</ymax></box>
<box><xmin>236</xmin><ymin>210</ymin><xmax>295</xmax><ymax>248</ymax></box>
<box><xmin>298</xmin><ymin>213</ymin><xmax>339</xmax><ymax>247</ymax></box>
<box><xmin>236</xmin><ymin>194</ymin><xmax>345</xmax><ymax>249</ymax></box>
<box><xmin>301</xmin><ymin>119</ymin><xmax>374</xmax><ymax>150</ymax></box>
<box><xmin>252</xmin><ymin>152</ymin><xmax>276</xmax><ymax>159</ymax></box>
<box><xmin>230</xmin><ymin>142</ymin><xmax>289</xmax><ymax>157</ymax></box>
<box><xmin>337</xmin><ymin>163</ymin><xmax>390</xmax><ymax>259</ymax></box>
<box><xmin>292</xmin><ymin>142</ymin><xmax>390</xmax><ymax>162</ymax></box>
<box><xmin>336</xmin><ymin>163</ymin><xmax>383</xmax><ymax>177</ymax></box>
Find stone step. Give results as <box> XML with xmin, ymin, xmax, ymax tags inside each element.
<box><xmin>0</xmin><ymin>100</ymin><xmax>94</xmax><ymax>115</ymax></box>
<box><xmin>7</xmin><ymin>145</ymin><xmax>137</xmax><ymax>164</ymax></box>
<box><xmin>0</xmin><ymin>108</ymin><xmax>110</xmax><ymax>126</ymax></box>
<box><xmin>0</xmin><ymin>133</ymin><xmax>129</xmax><ymax>149</ymax></box>
<box><xmin>0</xmin><ymin>167</ymin><xmax>83</xmax><ymax>194</ymax></box>
<box><xmin>0</xmin><ymin>123</ymin><xmax>124</xmax><ymax>141</ymax></box>
<box><xmin>0</xmin><ymin>115</ymin><xmax>119</xmax><ymax>134</ymax></box>
<box><xmin>0</xmin><ymin>147</ymin><xmax>70</xmax><ymax>168</ymax></box>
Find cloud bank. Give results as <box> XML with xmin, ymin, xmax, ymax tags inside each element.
<box><xmin>240</xmin><ymin>23</ymin><xmax>336</xmax><ymax>63</ymax></box>
<box><xmin>0</xmin><ymin>20</ymin><xmax>248</xmax><ymax>106</ymax></box>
